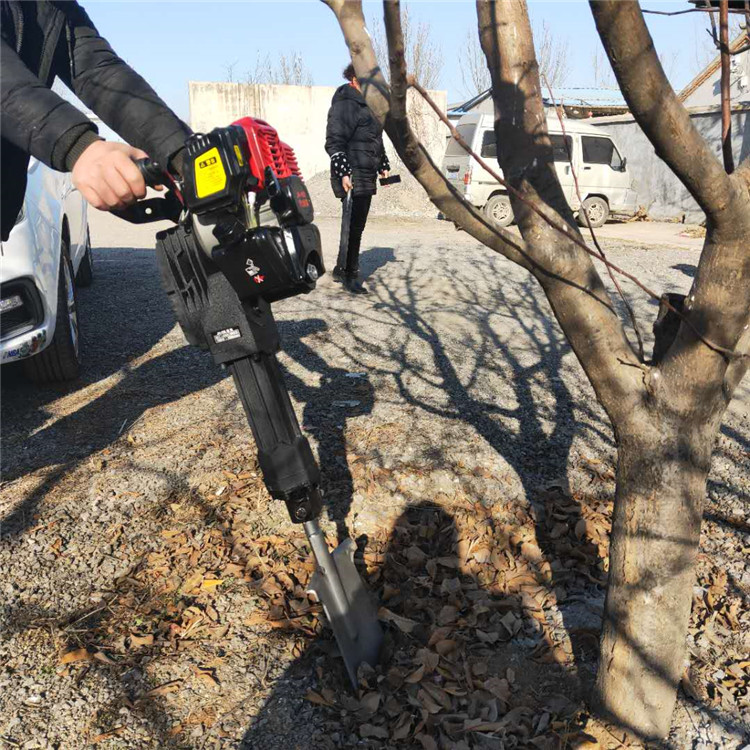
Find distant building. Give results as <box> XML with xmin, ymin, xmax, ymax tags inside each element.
<box><xmin>679</xmin><ymin>31</ymin><xmax>750</xmax><ymax>108</ymax></box>
<box><xmin>447</xmin><ymin>86</ymin><xmax>628</xmax><ymax>122</ymax></box>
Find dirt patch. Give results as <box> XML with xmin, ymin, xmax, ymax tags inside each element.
<box><xmin>1</xmin><ymin>212</ymin><xmax>748</xmax><ymax>749</ymax></box>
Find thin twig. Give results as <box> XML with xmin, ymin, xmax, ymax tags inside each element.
<box><xmin>642</xmin><ymin>5</ymin><xmax>747</xmax><ymax>14</ymax></box>
<box><xmin>719</xmin><ymin>0</ymin><xmax>735</xmax><ymax>173</ymax></box>
<box><xmin>643</xmin><ymin>6</ymin><xmax>708</xmax><ymax>14</ymax></box>
<box><xmin>542</xmin><ymin>73</ymin><xmax>645</xmax><ymax>362</ymax></box>
<box><xmin>706</xmin><ymin>0</ymin><xmax>720</xmax><ymax>47</ymax></box>
<box><xmin>409</xmin><ymin>77</ymin><xmax>742</xmax><ymax>360</ymax></box>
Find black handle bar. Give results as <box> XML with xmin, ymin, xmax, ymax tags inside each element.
<box><xmin>133</xmin><ymin>157</ymin><xmax>167</xmax><ymax>188</ymax></box>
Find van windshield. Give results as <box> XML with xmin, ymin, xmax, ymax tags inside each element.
<box><xmin>445</xmin><ymin>123</ymin><xmax>477</xmax><ymax>157</ymax></box>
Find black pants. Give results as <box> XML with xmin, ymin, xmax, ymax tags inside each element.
<box><xmin>338</xmin><ymin>194</ymin><xmax>372</xmax><ymax>277</ymax></box>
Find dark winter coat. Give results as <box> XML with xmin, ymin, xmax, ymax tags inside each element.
<box><xmin>325</xmin><ymin>83</ymin><xmax>389</xmax><ymax>200</ymax></box>
<box><xmin>0</xmin><ymin>1</ymin><xmax>192</xmax><ymax>240</ymax></box>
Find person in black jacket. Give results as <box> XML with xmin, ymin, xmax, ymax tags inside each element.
<box><xmin>1</xmin><ymin>1</ymin><xmax>192</xmax><ymax>241</ymax></box>
<box><xmin>325</xmin><ymin>64</ymin><xmax>390</xmax><ymax>295</ymax></box>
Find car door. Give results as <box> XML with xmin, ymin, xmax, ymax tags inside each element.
<box><xmin>442</xmin><ymin>121</ymin><xmax>479</xmax><ymax>203</ymax></box>
<box><xmin>549</xmin><ymin>133</ymin><xmax>577</xmax><ymax>207</ymax></box>
<box><xmin>472</xmin><ymin>127</ymin><xmax>504</xmax><ymax>206</ymax></box>
<box><xmin>579</xmin><ymin>134</ymin><xmax>630</xmax><ymax>209</ymax></box>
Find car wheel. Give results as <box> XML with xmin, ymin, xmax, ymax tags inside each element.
<box><xmin>483</xmin><ymin>194</ymin><xmax>514</xmax><ymax>228</ymax></box>
<box><xmin>76</xmin><ymin>225</ymin><xmax>94</xmax><ymax>287</ymax></box>
<box><xmin>577</xmin><ymin>196</ymin><xmax>609</xmax><ymax>228</ymax></box>
<box><xmin>24</xmin><ymin>236</ymin><xmax>81</xmax><ymax>383</ymax></box>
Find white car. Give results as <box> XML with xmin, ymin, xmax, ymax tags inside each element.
<box><xmin>1</xmin><ymin>159</ymin><xmax>91</xmax><ymax>382</ymax></box>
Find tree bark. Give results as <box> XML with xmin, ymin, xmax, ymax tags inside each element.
<box><xmin>596</xmin><ymin>420</ymin><xmax>713</xmax><ymax>739</ymax></box>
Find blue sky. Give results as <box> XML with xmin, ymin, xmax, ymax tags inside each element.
<box><xmin>84</xmin><ymin>1</ymin><xmax>721</xmax><ymax>124</ymax></box>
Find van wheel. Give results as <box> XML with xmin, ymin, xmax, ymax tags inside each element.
<box><xmin>484</xmin><ymin>194</ymin><xmax>514</xmax><ymax>228</ymax></box>
<box><xmin>24</xmin><ymin>238</ymin><xmax>81</xmax><ymax>383</ymax></box>
<box><xmin>76</xmin><ymin>226</ymin><xmax>93</xmax><ymax>287</ymax></box>
<box><xmin>578</xmin><ymin>196</ymin><xmax>609</xmax><ymax>228</ymax></box>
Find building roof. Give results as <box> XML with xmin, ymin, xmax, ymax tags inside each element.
<box><xmin>448</xmin><ymin>86</ymin><xmax>627</xmax><ymax>117</ymax></box>
<box><xmin>448</xmin><ymin>89</ymin><xmax>492</xmax><ymax>117</ymax></box>
<box><xmin>679</xmin><ymin>30</ymin><xmax>749</xmax><ymax>102</ymax></box>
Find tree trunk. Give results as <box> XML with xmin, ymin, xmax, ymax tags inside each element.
<box><xmin>596</xmin><ymin>423</ymin><xmax>713</xmax><ymax>739</ymax></box>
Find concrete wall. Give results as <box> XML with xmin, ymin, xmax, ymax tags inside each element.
<box><xmin>592</xmin><ymin>107</ymin><xmax>750</xmax><ymax>222</ymax></box>
<box><xmin>189</xmin><ymin>81</ymin><xmax>448</xmax><ymax>179</ymax></box>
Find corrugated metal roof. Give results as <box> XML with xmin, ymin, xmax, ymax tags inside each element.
<box><xmin>448</xmin><ymin>86</ymin><xmax>626</xmax><ymax>115</ymax></box>
<box><xmin>544</xmin><ymin>87</ymin><xmax>626</xmax><ymax>107</ymax></box>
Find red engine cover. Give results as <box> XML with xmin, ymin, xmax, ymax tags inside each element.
<box><xmin>232</xmin><ymin>117</ymin><xmax>302</xmax><ymax>190</ymax></box>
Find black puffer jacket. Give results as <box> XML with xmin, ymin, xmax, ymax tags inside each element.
<box><xmin>325</xmin><ymin>83</ymin><xmax>389</xmax><ymax>199</ymax></box>
<box><xmin>1</xmin><ymin>1</ymin><xmax>191</xmax><ymax>240</ymax></box>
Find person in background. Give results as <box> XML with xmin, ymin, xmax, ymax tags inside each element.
<box><xmin>1</xmin><ymin>1</ymin><xmax>192</xmax><ymax>242</ymax></box>
<box><xmin>324</xmin><ymin>63</ymin><xmax>390</xmax><ymax>295</ymax></box>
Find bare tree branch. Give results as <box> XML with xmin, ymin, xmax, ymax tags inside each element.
<box><xmin>242</xmin><ymin>51</ymin><xmax>314</xmax><ymax>86</ymax></box>
<box><xmin>589</xmin><ymin>0</ymin><xmax>734</xmax><ymax>222</ymax></box>
<box><xmin>534</xmin><ymin>20</ymin><xmax>571</xmax><ymax>88</ymax></box>
<box><xmin>369</xmin><ymin>4</ymin><xmax>444</xmax><ymax>89</ymax></box>
<box><xmin>719</xmin><ymin>0</ymin><xmax>734</xmax><ymax>173</ymax></box>
<box><xmin>460</xmin><ymin>28</ymin><xmax>491</xmax><ymax>97</ymax></box>
<box><xmin>461</xmin><ymin>20</ymin><xmax>571</xmax><ymax>97</ymax></box>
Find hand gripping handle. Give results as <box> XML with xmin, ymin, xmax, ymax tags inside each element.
<box><xmin>133</xmin><ymin>158</ymin><xmax>167</xmax><ymax>188</ymax></box>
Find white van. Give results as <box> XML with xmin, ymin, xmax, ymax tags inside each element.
<box><xmin>442</xmin><ymin>113</ymin><xmax>638</xmax><ymax>228</ymax></box>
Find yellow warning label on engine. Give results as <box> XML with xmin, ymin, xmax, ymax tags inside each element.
<box><xmin>233</xmin><ymin>144</ymin><xmax>244</xmax><ymax>166</ymax></box>
<box><xmin>194</xmin><ymin>147</ymin><xmax>226</xmax><ymax>198</ymax></box>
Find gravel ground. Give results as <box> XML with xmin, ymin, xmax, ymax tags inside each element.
<box><xmin>1</xmin><ymin>209</ymin><xmax>748</xmax><ymax>750</ymax></box>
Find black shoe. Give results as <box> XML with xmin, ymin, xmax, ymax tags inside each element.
<box><xmin>332</xmin><ymin>266</ymin><xmax>345</xmax><ymax>284</ymax></box>
<box><xmin>345</xmin><ymin>277</ymin><xmax>368</xmax><ymax>295</ymax></box>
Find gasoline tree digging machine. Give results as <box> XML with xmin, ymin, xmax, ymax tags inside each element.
<box><xmin>119</xmin><ymin>117</ymin><xmax>382</xmax><ymax>686</ymax></box>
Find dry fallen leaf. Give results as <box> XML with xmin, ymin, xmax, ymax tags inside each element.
<box><xmin>180</xmin><ymin>571</ymin><xmax>204</xmax><ymax>594</ymax></box>
<box><xmin>357</xmin><ymin>691</ymin><xmax>381</xmax><ymax>718</ymax></box>
<box><xmin>391</xmin><ymin>711</ymin><xmax>412</xmax><ymax>740</ymax></box>
<box><xmin>305</xmin><ymin>690</ymin><xmax>334</xmax><ymax>707</ymax></box>
<box><xmin>197</xmin><ymin>671</ymin><xmax>220</xmax><ymax>689</ymax></box>
<box><xmin>91</xmin><ymin>727</ymin><xmax>124</xmax><ymax>743</ymax></box>
<box><xmin>405</xmin><ymin>664</ymin><xmax>425</xmax><ymax>684</ymax></box>
<box><xmin>130</xmin><ymin>633</ymin><xmax>154</xmax><ymax>649</ymax></box>
<box><xmin>416</xmin><ymin>733</ymin><xmax>438</xmax><ymax>750</ymax></box>
<box><xmin>435</xmin><ymin>639</ymin><xmax>457</xmax><ymax>656</ymax></box>
<box><xmin>427</xmin><ymin>626</ymin><xmax>452</xmax><ymax>647</ymax></box>
<box><xmin>417</xmin><ymin>688</ymin><xmax>443</xmax><ymax>714</ymax></box>
<box><xmin>59</xmin><ymin>648</ymin><xmax>90</xmax><ymax>665</ymax></box>
<box><xmin>378</xmin><ymin>607</ymin><xmax>418</xmax><ymax>633</ymax></box>
<box><xmin>146</xmin><ymin>679</ymin><xmax>183</xmax><ymax>697</ymax></box>
<box><xmin>360</xmin><ymin>723</ymin><xmax>388</xmax><ymax>739</ymax></box>
<box><xmin>437</xmin><ymin>605</ymin><xmax>459</xmax><ymax>625</ymax></box>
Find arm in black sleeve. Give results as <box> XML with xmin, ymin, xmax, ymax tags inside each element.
<box><xmin>325</xmin><ymin>99</ymin><xmax>355</xmax><ymax>178</ymax></box>
<box><xmin>378</xmin><ymin>141</ymin><xmax>390</xmax><ymax>174</ymax></box>
<box><xmin>1</xmin><ymin>36</ymin><xmax>101</xmax><ymax>171</ymax></box>
<box><xmin>59</xmin><ymin>2</ymin><xmax>191</xmax><ymax>169</ymax></box>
